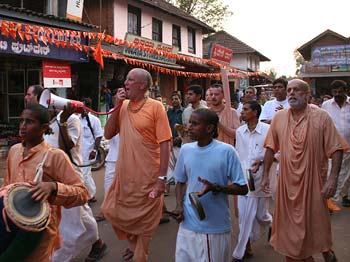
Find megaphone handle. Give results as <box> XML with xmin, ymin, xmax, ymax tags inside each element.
<box><xmin>83</xmin><ymin>102</ymin><xmax>122</xmax><ymax>116</ymax></box>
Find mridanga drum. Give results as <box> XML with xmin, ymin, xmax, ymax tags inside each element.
<box><xmin>0</xmin><ymin>183</ymin><xmax>51</xmax><ymax>261</ymax></box>
<box><xmin>0</xmin><ymin>149</ymin><xmax>51</xmax><ymax>261</ymax></box>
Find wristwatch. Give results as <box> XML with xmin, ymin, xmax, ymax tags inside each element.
<box><xmin>158</xmin><ymin>176</ymin><xmax>167</xmax><ymax>181</ymax></box>
<box><xmin>58</xmin><ymin>121</ymin><xmax>68</xmax><ymax>127</ymax></box>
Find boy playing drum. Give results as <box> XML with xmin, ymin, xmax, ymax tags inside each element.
<box><xmin>2</xmin><ymin>104</ymin><xmax>89</xmax><ymax>261</ymax></box>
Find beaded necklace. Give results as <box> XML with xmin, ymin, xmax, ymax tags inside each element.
<box><xmin>127</xmin><ymin>97</ymin><xmax>148</xmax><ymax>113</ymax></box>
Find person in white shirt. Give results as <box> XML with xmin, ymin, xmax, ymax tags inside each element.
<box><xmin>45</xmin><ymin>105</ymin><xmax>106</xmax><ymax>262</ymax></box>
<box><xmin>95</xmin><ymin>95</ymin><xmax>121</xmax><ymax>222</ymax></box>
<box><xmin>80</xmin><ymin>98</ymin><xmax>104</xmax><ymax>202</ymax></box>
<box><xmin>233</xmin><ymin>100</ymin><xmax>272</xmax><ymax>262</ymax></box>
<box><xmin>237</xmin><ymin>87</ymin><xmax>256</xmax><ymax>116</ymax></box>
<box><xmin>322</xmin><ymin>80</ymin><xmax>350</xmax><ymax>208</ymax></box>
<box><xmin>182</xmin><ymin>85</ymin><xmax>207</xmax><ymax>126</ymax></box>
<box><xmin>181</xmin><ymin>85</ymin><xmax>207</xmax><ymax>143</ymax></box>
<box><xmin>259</xmin><ymin>78</ymin><xmax>289</xmax><ymax>123</ymax></box>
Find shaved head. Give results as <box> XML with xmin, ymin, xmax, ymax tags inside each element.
<box><xmin>130</xmin><ymin>68</ymin><xmax>153</xmax><ymax>89</ymax></box>
<box><xmin>125</xmin><ymin>68</ymin><xmax>153</xmax><ymax>101</ymax></box>
<box><xmin>288</xmin><ymin>79</ymin><xmax>310</xmax><ymax>92</ymax></box>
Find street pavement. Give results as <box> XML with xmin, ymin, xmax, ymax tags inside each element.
<box><xmin>74</xmin><ymin>167</ymin><xmax>350</xmax><ymax>262</ymax></box>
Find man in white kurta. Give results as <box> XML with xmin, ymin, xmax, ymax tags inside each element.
<box><xmin>233</xmin><ymin>101</ymin><xmax>272</xmax><ymax>261</ymax></box>
<box><xmin>259</xmin><ymin>78</ymin><xmax>289</xmax><ymax>197</ymax></box>
<box><xmin>44</xmin><ymin>108</ymin><xmax>105</xmax><ymax>262</ymax></box>
<box><xmin>80</xmin><ymin>101</ymin><xmax>103</xmax><ymax>199</ymax></box>
<box><xmin>322</xmin><ymin>80</ymin><xmax>350</xmax><ymax>207</ymax></box>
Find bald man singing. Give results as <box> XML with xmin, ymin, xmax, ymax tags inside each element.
<box><xmin>102</xmin><ymin>68</ymin><xmax>172</xmax><ymax>262</ymax></box>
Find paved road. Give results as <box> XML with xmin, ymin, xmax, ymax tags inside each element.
<box><xmin>73</xmin><ymin>168</ymin><xmax>350</xmax><ymax>262</ymax></box>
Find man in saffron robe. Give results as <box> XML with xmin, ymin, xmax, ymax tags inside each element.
<box><xmin>209</xmin><ymin>84</ymin><xmax>240</xmax><ymax>145</ymax></box>
<box><xmin>102</xmin><ymin>68</ymin><xmax>172</xmax><ymax>262</ymax></box>
<box><xmin>261</xmin><ymin>79</ymin><xmax>347</xmax><ymax>262</ymax></box>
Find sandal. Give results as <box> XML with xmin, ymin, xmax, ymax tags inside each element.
<box><xmin>323</xmin><ymin>250</ymin><xmax>337</xmax><ymax>262</ymax></box>
<box><xmin>123</xmin><ymin>247</ymin><xmax>134</xmax><ymax>262</ymax></box>
<box><xmin>94</xmin><ymin>213</ymin><xmax>105</xmax><ymax>222</ymax></box>
<box><xmin>88</xmin><ymin>196</ymin><xmax>98</xmax><ymax>203</ymax></box>
<box><xmin>85</xmin><ymin>241</ymin><xmax>107</xmax><ymax>261</ymax></box>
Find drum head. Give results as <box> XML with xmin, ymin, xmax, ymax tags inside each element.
<box><xmin>4</xmin><ymin>184</ymin><xmax>50</xmax><ymax>231</ymax></box>
<box><xmin>13</xmin><ymin>190</ymin><xmax>41</xmax><ymax>218</ymax></box>
<box><xmin>189</xmin><ymin>192</ymin><xmax>205</xmax><ymax>220</ymax></box>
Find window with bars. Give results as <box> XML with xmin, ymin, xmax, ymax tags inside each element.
<box><xmin>188</xmin><ymin>27</ymin><xmax>196</xmax><ymax>54</ymax></box>
<box><xmin>128</xmin><ymin>5</ymin><xmax>141</xmax><ymax>36</ymax></box>
<box><xmin>152</xmin><ymin>18</ymin><xmax>163</xmax><ymax>42</ymax></box>
<box><xmin>172</xmin><ymin>25</ymin><xmax>181</xmax><ymax>50</ymax></box>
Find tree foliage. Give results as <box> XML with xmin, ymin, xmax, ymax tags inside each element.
<box><xmin>166</xmin><ymin>0</ymin><xmax>233</xmax><ymax>31</ymax></box>
<box><xmin>266</xmin><ymin>68</ymin><xmax>277</xmax><ymax>80</ymax></box>
<box><xmin>294</xmin><ymin>49</ymin><xmax>305</xmax><ymax>75</ymax></box>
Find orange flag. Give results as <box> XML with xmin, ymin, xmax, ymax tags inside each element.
<box><xmin>93</xmin><ymin>40</ymin><xmax>104</xmax><ymax>70</ymax></box>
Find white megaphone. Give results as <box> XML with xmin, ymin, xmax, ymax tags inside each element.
<box><xmin>39</xmin><ymin>89</ymin><xmax>84</xmax><ymax>113</ymax></box>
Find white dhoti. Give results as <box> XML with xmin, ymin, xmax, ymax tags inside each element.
<box><xmin>333</xmin><ymin>151</ymin><xmax>350</xmax><ymax>201</ymax></box>
<box><xmin>167</xmin><ymin>146</ymin><xmax>180</xmax><ymax>181</ymax></box>
<box><xmin>104</xmin><ymin>161</ymin><xmax>116</xmax><ymax>197</ymax></box>
<box><xmin>232</xmin><ymin>196</ymin><xmax>272</xmax><ymax>259</ymax></box>
<box><xmin>81</xmin><ymin>165</ymin><xmax>96</xmax><ymax>198</ymax></box>
<box><xmin>176</xmin><ymin>224</ymin><xmax>231</xmax><ymax>262</ymax></box>
<box><xmin>52</xmin><ymin>204</ymin><xmax>99</xmax><ymax>262</ymax></box>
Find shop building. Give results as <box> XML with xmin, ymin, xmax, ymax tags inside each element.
<box><xmin>203</xmin><ymin>30</ymin><xmax>272</xmax><ymax>96</ymax></box>
<box><xmin>83</xmin><ymin>0</ymin><xmax>215</xmax><ymax>104</ymax></box>
<box><xmin>297</xmin><ymin>29</ymin><xmax>350</xmax><ymax>96</ymax></box>
<box><xmin>0</xmin><ymin>1</ymin><xmax>94</xmax><ymax>156</ymax></box>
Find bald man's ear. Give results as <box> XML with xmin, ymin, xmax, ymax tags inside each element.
<box><xmin>139</xmin><ymin>81</ymin><xmax>148</xmax><ymax>91</ymax></box>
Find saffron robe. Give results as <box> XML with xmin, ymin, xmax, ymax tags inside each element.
<box><xmin>102</xmin><ymin>99</ymin><xmax>171</xmax><ymax>247</ymax></box>
<box><xmin>264</xmin><ymin>105</ymin><xmax>348</xmax><ymax>259</ymax></box>
<box><xmin>217</xmin><ymin>107</ymin><xmax>240</xmax><ymax>145</ymax></box>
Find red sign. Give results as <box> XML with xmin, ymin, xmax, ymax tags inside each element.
<box><xmin>42</xmin><ymin>60</ymin><xmax>71</xmax><ymax>88</ymax></box>
<box><xmin>210</xmin><ymin>43</ymin><xmax>233</xmax><ymax>64</ymax></box>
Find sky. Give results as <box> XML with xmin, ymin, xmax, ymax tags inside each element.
<box><xmin>222</xmin><ymin>0</ymin><xmax>350</xmax><ymax>77</ymax></box>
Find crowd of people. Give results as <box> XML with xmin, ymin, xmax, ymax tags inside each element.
<box><xmin>1</xmin><ymin>68</ymin><xmax>349</xmax><ymax>262</ymax></box>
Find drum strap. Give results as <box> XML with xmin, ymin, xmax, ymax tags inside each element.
<box><xmin>2</xmin><ymin>208</ymin><xmax>11</xmax><ymax>232</ymax></box>
<box><xmin>33</xmin><ymin>149</ymin><xmax>51</xmax><ymax>183</ymax></box>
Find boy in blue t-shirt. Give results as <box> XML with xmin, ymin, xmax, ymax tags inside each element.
<box><xmin>173</xmin><ymin>108</ymin><xmax>248</xmax><ymax>262</ymax></box>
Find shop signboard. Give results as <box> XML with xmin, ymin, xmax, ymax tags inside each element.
<box><xmin>304</xmin><ymin>62</ymin><xmax>331</xmax><ymax>73</ymax></box>
<box><xmin>43</xmin><ymin>60</ymin><xmax>72</xmax><ymax>88</ymax></box>
<box><xmin>123</xmin><ymin>33</ymin><xmax>178</xmax><ymax>65</ymax></box>
<box><xmin>331</xmin><ymin>64</ymin><xmax>350</xmax><ymax>72</ymax></box>
<box><xmin>209</xmin><ymin>43</ymin><xmax>233</xmax><ymax>65</ymax></box>
<box><xmin>66</xmin><ymin>0</ymin><xmax>84</xmax><ymax>22</ymax></box>
<box><xmin>0</xmin><ymin>26</ymin><xmax>88</xmax><ymax>62</ymax></box>
<box><xmin>311</xmin><ymin>45</ymin><xmax>350</xmax><ymax>66</ymax></box>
